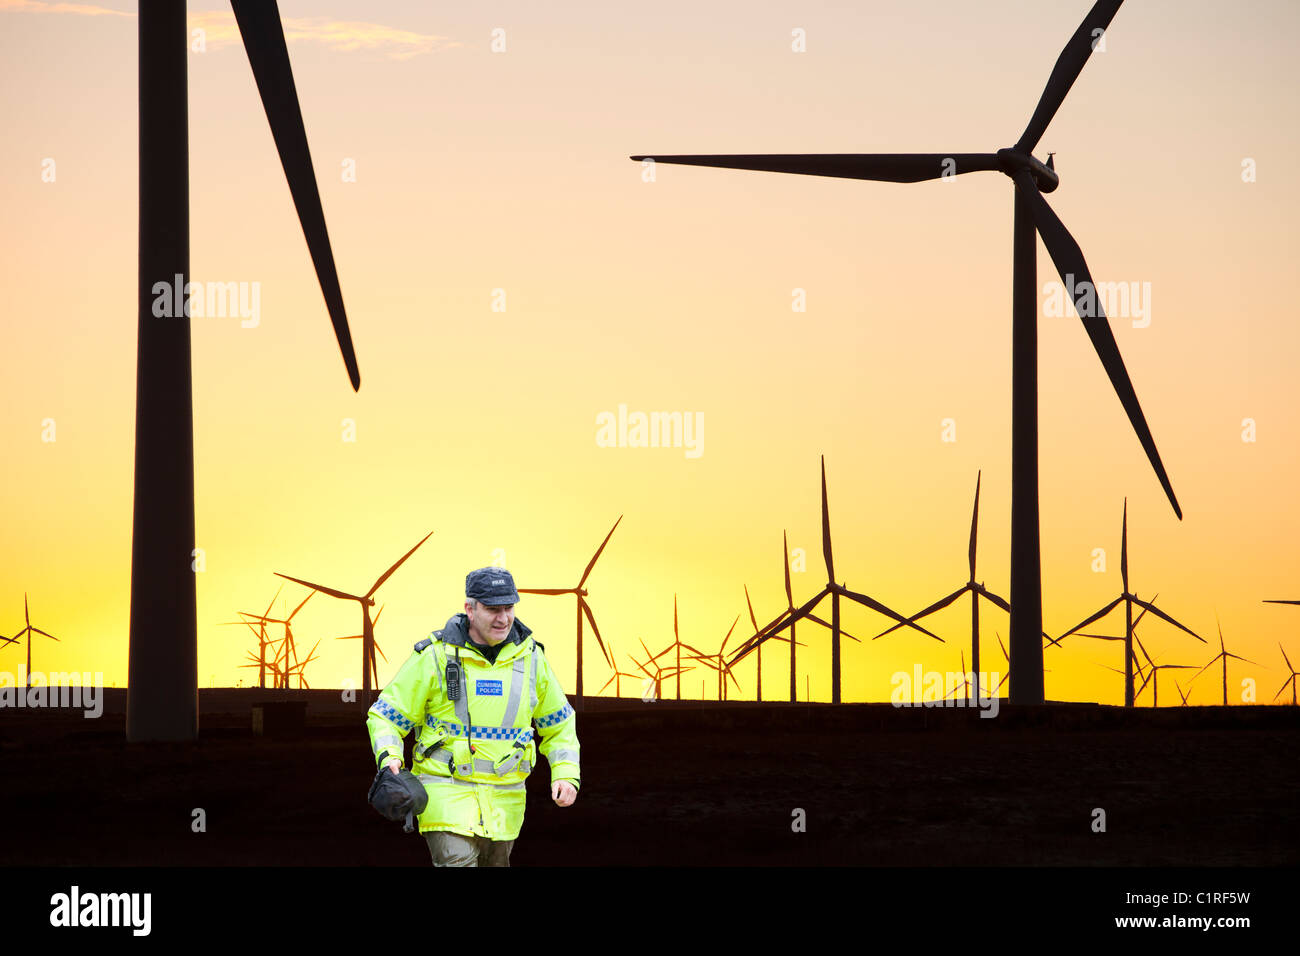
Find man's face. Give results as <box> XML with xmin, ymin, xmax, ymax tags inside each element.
<box><xmin>465</xmin><ymin>600</ymin><xmax>515</xmax><ymax>645</ymax></box>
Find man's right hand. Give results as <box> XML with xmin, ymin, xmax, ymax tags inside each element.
<box><xmin>387</xmin><ymin>758</ymin><xmax>402</xmax><ymax>775</ymax></box>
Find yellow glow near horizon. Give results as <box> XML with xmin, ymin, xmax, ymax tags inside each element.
<box><xmin>1</xmin><ymin>0</ymin><xmax>1298</xmax><ymax>708</ymax></box>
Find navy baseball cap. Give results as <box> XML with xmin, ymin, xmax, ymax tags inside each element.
<box><xmin>465</xmin><ymin>568</ymin><xmax>520</xmax><ymax>606</ymax></box>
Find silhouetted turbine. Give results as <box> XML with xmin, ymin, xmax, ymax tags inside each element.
<box><xmin>688</xmin><ymin>615</ymin><xmax>743</xmax><ymax>701</ymax></box>
<box><xmin>220</xmin><ymin>584</ymin><xmax>286</xmax><ymax>689</ymax></box>
<box><xmin>1191</xmin><ymin>617</ymin><xmax>1258</xmax><ymax>707</ymax></box>
<box><xmin>1131</xmin><ymin>637</ymin><xmax>1196</xmax><ymax>709</ymax></box>
<box><xmin>741</xmin><ymin>583</ymin><xmax>800</xmax><ymax>702</ymax></box>
<box><xmin>635</xmin><ymin>0</ymin><xmax>1183</xmax><ymax>705</ymax></box>
<box><xmin>877</xmin><ymin>471</ymin><xmax>1051</xmax><ymax>684</ymax></box>
<box><xmin>335</xmin><ymin>605</ymin><xmax>387</xmax><ymax>691</ymax></box>
<box><xmin>129</xmin><ymin>1</ymin><xmax>361</xmax><ymax>742</ymax></box>
<box><xmin>631</xmin><ymin>637</ymin><xmax>692</xmax><ymax>702</ymax></box>
<box><xmin>276</xmin><ymin>531</ymin><xmax>432</xmax><ymax>698</ymax></box>
<box><xmin>1056</xmin><ymin>501</ymin><xmax>1201</xmax><ymax>706</ymax></box>
<box><xmin>597</xmin><ymin>642</ymin><xmax>644</xmax><ymax>698</ymax></box>
<box><xmin>1274</xmin><ymin>643</ymin><xmax>1299</xmax><ymax>706</ymax></box>
<box><xmin>518</xmin><ymin>516</ymin><xmax>621</xmax><ymax>708</ymax></box>
<box><xmin>730</xmin><ymin>457</ymin><xmax>939</xmax><ymax>703</ymax></box>
<box><xmin>10</xmin><ymin>594</ymin><xmax>59</xmax><ymax>688</ymax></box>
<box><xmin>238</xmin><ymin>589</ymin><xmax>315</xmax><ymax>690</ymax></box>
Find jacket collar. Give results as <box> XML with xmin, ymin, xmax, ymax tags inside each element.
<box><xmin>439</xmin><ymin>612</ymin><xmax>532</xmax><ymax>657</ymax></box>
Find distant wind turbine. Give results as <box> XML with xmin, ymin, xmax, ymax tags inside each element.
<box><xmin>688</xmin><ymin>615</ymin><xmax>743</xmax><ymax>702</ymax></box>
<box><xmin>729</xmin><ymin>457</ymin><xmax>940</xmax><ymax>703</ymax></box>
<box><xmin>877</xmin><ymin>471</ymin><xmax>1051</xmax><ymax>683</ymax></box>
<box><xmin>129</xmin><ymin>1</ymin><xmax>361</xmax><ymax>741</ymax></box>
<box><xmin>1274</xmin><ymin>643</ymin><xmax>1299</xmax><ymax>706</ymax></box>
<box><xmin>1191</xmin><ymin>617</ymin><xmax>1258</xmax><ymax>707</ymax></box>
<box><xmin>634</xmin><ymin>0</ymin><xmax>1184</xmax><ymax>704</ymax></box>
<box><xmin>518</xmin><ymin>516</ymin><xmax>621</xmax><ymax>709</ymax></box>
<box><xmin>276</xmin><ymin>532</ymin><xmax>433</xmax><ymax>698</ymax></box>
<box><xmin>9</xmin><ymin>594</ymin><xmax>59</xmax><ymax>687</ymax></box>
<box><xmin>1056</xmin><ymin>501</ymin><xmax>1202</xmax><ymax>706</ymax></box>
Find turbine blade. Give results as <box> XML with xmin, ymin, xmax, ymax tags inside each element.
<box><xmin>973</xmin><ymin>584</ymin><xmax>1012</xmax><ymax>615</ymax></box>
<box><xmin>1058</xmin><ymin>595</ymin><xmax>1124</xmax><ymax>640</ymax></box>
<box><xmin>578</xmin><ymin>515</ymin><xmax>622</xmax><ymax>588</ymax></box>
<box><xmin>744</xmin><ymin>584</ymin><xmax>760</xmax><ymax>633</ymax></box>
<box><xmin>517</xmin><ymin>588</ymin><xmax>573</xmax><ymax>595</ymax></box>
<box><xmin>782</xmin><ymin>530</ymin><xmax>793</xmax><ymax>608</ymax></box>
<box><xmin>275</xmin><ymin>572</ymin><xmax>362</xmax><ymax>603</ymax></box>
<box><xmin>230</xmin><ymin>0</ymin><xmax>361</xmax><ymax>390</ymax></box>
<box><xmin>1130</xmin><ymin>596</ymin><xmax>1203</xmax><ymax>643</ymax></box>
<box><xmin>1015</xmin><ymin>0</ymin><xmax>1126</xmax><ymax>153</ymax></box>
<box><xmin>1014</xmin><ymin>171</ymin><xmax>1182</xmax><ymax>519</ymax></box>
<box><xmin>968</xmin><ymin>470</ymin><xmax>981</xmax><ymax>580</ymax></box>
<box><xmin>875</xmin><ymin>587</ymin><xmax>966</xmax><ymax>639</ymax></box>
<box><xmin>821</xmin><ymin>456</ymin><xmax>834</xmax><ymax>584</ymax></box>
<box><xmin>839</xmin><ymin>586</ymin><xmax>943</xmax><ymax>642</ymax></box>
<box><xmin>628</xmin><ymin>153</ymin><xmax>1000</xmax><ymax>183</ymax></box>
<box><xmin>367</xmin><ymin>531</ymin><xmax>433</xmax><ymax>597</ymax></box>
<box><xmin>580</xmin><ymin>597</ymin><xmax>613</xmax><ymax>669</ymax></box>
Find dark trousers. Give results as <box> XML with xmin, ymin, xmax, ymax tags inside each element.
<box><xmin>424</xmin><ymin>830</ymin><xmax>515</xmax><ymax>867</ymax></box>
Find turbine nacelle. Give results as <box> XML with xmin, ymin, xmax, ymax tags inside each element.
<box><xmin>997</xmin><ymin>148</ymin><xmax>1060</xmax><ymax>193</ymax></box>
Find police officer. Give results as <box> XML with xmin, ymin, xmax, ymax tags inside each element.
<box><xmin>366</xmin><ymin>568</ymin><xmax>580</xmax><ymax>866</ymax></box>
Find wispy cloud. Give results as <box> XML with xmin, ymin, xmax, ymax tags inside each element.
<box><xmin>0</xmin><ymin>2</ymin><xmax>458</xmax><ymax>59</ymax></box>
<box><xmin>0</xmin><ymin>0</ymin><xmax>130</xmax><ymax>16</ymax></box>
<box><xmin>191</xmin><ymin>11</ymin><xmax>459</xmax><ymax>60</ymax></box>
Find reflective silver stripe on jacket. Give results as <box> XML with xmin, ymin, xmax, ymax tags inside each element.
<box><xmin>374</xmin><ymin>733</ymin><xmax>403</xmax><ymax>754</ymax></box>
<box><xmin>546</xmin><ymin>748</ymin><xmax>579</xmax><ymax>766</ymax></box>
<box><xmin>500</xmin><ymin>653</ymin><xmax>529</xmax><ymax>727</ymax></box>
<box><xmin>528</xmin><ymin>640</ymin><xmax>540</xmax><ymax>712</ymax></box>
<box><xmin>417</xmin><ymin>773</ymin><xmax>526</xmax><ymax>791</ymax></box>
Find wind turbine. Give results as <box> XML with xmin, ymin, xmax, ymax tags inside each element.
<box><xmin>944</xmin><ymin>650</ymin><xmax>975</xmax><ymax>702</ymax></box>
<box><xmin>1074</xmin><ymin>593</ymin><xmax>1155</xmax><ymax>703</ymax></box>
<box><xmin>517</xmin><ymin>516</ymin><xmax>621</xmax><ymax>709</ymax></box>
<box><xmin>275</xmin><ymin>531</ymin><xmax>433</xmax><ymax>698</ymax></box>
<box><xmin>742</xmin><ymin>537</ymin><xmax>847</xmax><ymax>703</ymax></box>
<box><xmin>729</xmin><ymin>457</ymin><xmax>940</xmax><ymax>703</ymax></box>
<box><xmin>220</xmin><ymin>584</ymin><xmax>285</xmax><ymax>689</ymax></box>
<box><xmin>597</xmin><ymin>642</ymin><xmax>644</xmax><ymax>698</ymax></box>
<box><xmin>1191</xmin><ymin>617</ymin><xmax>1258</xmax><ymax>707</ymax></box>
<box><xmin>232</xmin><ymin>588</ymin><xmax>315</xmax><ymax>690</ymax></box>
<box><xmin>129</xmin><ymin>1</ymin><xmax>362</xmax><ymax>741</ymax></box>
<box><xmin>631</xmin><ymin>638</ymin><xmax>692</xmax><ymax>702</ymax></box>
<box><xmin>335</xmin><ymin>605</ymin><xmax>387</xmax><ymax>691</ymax></box>
<box><xmin>688</xmin><ymin>615</ymin><xmax>744</xmax><ymax>701</ymax></box>
<box><xmin>633</xmin><ymin>0</ymin><xmax>1184</xmax><ymax>705</ymax></box>
<box><xmin>741</xmin><ymin>583</ymin><xmax>801</xmax><ymax>702</ymax></box>
<box><xmin>876</xmin><ymin>471</ymin><xmax>1050</xmax><ymax>681</ymax></box>
<box><xmin>1131</xmin><ymin>641</ymin><xmax>1196</xmax><ymax>709</ymax></box>
<box><xmin>1055</xmin><ymin>501</ymin><xmax>1202</xmax><ymax>706</ymax></box>
<box><xmin>9</xmin><ymin>594</ymin><xmax>60</xmax><ymax>687</ymax></box>
<box><xmin>1273</xmin><ymin>643</ymin><xmax>1299</xmax><ymax>706</ymax></box>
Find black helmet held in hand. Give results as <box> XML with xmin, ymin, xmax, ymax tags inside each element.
<box><xmin>368</xmin><ymin>767</ymin><xmax>429</xmax><ymax>833</ymax></box>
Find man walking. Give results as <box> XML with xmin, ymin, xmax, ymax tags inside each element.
<box><xmin>366</xmin><ymin>568</ymin><xmax>580</xmax><ymax>866</ymax></box>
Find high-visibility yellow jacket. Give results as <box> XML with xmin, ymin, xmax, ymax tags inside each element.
<box><xmin>365</xmin><ymin>613</ymin><xmax>580</xmax><ymax>842</ymax></box>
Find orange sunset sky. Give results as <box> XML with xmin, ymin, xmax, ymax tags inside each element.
<box><xmin>2</xmin><ymin>0</ymin><xmax>1298</xmax><ymax>706</ymax></box>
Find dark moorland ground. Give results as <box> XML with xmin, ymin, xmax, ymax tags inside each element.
<box><xmin>1</xmin><ymin>689</ymin><xmax>1295</xmax><ymax>866</ymax></box>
